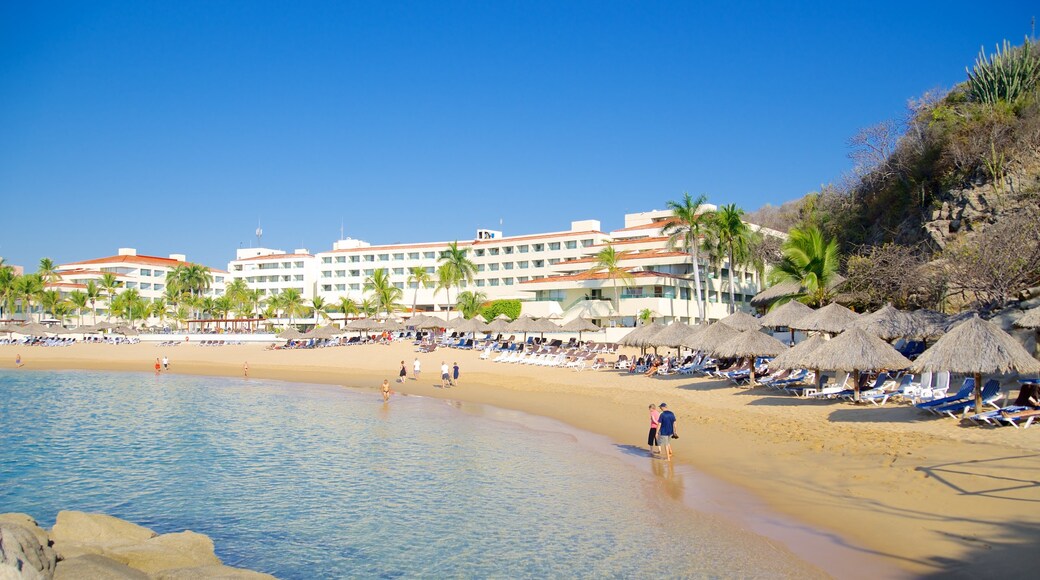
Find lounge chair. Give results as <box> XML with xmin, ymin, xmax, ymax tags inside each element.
<box><xmin>930</xmin><ymin>380</ymin><xmax>1002</xmax><ymax>418</ymax></box>
<box><xmin>915</xmin><ymin>377</ymin><xmax>975</xmax><ymax>412</ymax></box>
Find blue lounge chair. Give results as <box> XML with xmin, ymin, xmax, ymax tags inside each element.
<box><xmin>915</xmin><ymin>377</ymin><xmax>975</xmax><ymax>411</ymax></box>
<box><xmin>932</xmin><ymin>380</ymin><xmax>1002</xmax><ymax>418</ymax></box>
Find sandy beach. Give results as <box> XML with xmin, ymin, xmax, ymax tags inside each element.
<box><xmin>4</xmin><ymin>341</ymin><xmax>1039</xmax><ymax>577</ymax></box>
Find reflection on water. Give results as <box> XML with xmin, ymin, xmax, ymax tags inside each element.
<box><xmin>0</xmin><ymin>370</ymin><xmax>821</xmax><ymax>578</ymax></box>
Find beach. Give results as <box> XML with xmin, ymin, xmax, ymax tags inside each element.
<box><xmin>4</xmin><ymin>341</ymin><xmax>1039</xmax><ymax>577</ymax></box>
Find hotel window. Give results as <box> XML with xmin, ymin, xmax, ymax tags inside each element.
<box><xmin>247</xmin><ymin>277</ymin><xmax>255</xmax><ymax>283</ymax></box>
<box><xmin>294</xmin><ymin>275</ymin><xmax>303</xmax><ymax>281</ymax></box>
<box><xmin>504</xmin><ymin>246</ymin><xmax>513</xmax><ymax>254</ymax></box>
<box><xmin>350</xmin><ymin>256</ymin><xmax>360</xmax><ymax>263</ymax></box>
<box><xmin>364</xmin><ymin>255</ymin><xmax>375</xmax><ymax>262</ymax></box>
<box><xmin>548</xmin><ymin>258</ymin><xmax>560</xmax><ymax>265</ymax></box>
<box><xmin>141</xmin><ymin>283</ymin><xmax>151</xmax><ymax>290</ymax></box>
<box><xmin>154</xmin><ymin>284</ymin><xmax>163</xmax><ymax>291</ymax></box>
<box><xmin>517</xmin><ymin>276</ymin><xmax>529</xmax><ymax>282</ymax></box>
<box><xmin>283</xmin><ymin>262</ymin><xmax>292</xmax><ymax>269</ymax></box>
<box><xmin>335</xmin><ymin>270</ymin><xmax>345</xmax><ymax>277</ymax></box>
<box><xmin>423</xmin><ymin>252</ymin><xmax>435</xmax><ymax>259</ymax></box>
<box><xmin>156</xmin><ymin>271</ymin><xmax>164</xmax><ymax>277</ymax></box>
<box><xmin>393</xmin><ymin>253</ymin><xmax>404</xmax><ymax>260</ymax></box>
<box><xmin>378</xmin><ymin>254</ymin><xmax>389</xmax><ymax>261</ymax></box>
<box><xmin>126</xmin><ymin>282</ymin><xmax>137</xmax><ymax>289</ymax></box>
<box><xmin>489</xmin><ymin>263</ymin><xmax>499</xmax><ymax>271</ymax></box>
<box><xmin>548</xmin><ymin>242</ymin><xmax>560</xmax><ymax>250</ymax></box>
<box><xmin>477</xmin><ymin>265</ymin><xmax>486</xmax><ymax>272</ymax></box>
<box><xmin>489</xmin><ymin>248</ymin><xmax>499</xmax><ymax>255</ymax></box>
<box><xmin>322</xmin><ymin>284</ymin><xmax>332</xmax><ymax>292</ymax></box>
<box><xmin>565</xmin><ymin>241</ymin><xmax>577</xmax><ymax>249</ymax></box>
<box><xmin>394</xmin><ymin>282</ymin><xmax>404</xmax><ymax>289</ymax></box>
<box><xmin>475</xmin><ymin>249</ymin><xmax>485</xmax><ymax>257</ymax></box>
<box><xmin>533</xmin><ymin>260</ymin><xmax>544</xmax><ymax>267</ymax></box>
<box><xmin>321</xmin><ymin>271</ymin><xmax>331</xmax><ymax>278</ymax></box>
<box><xmin>425</xmin><ymin>267</ymin><xmax>435</xmax><ymax>274</ymax></box>
<box><xmin>349</xmin><ymin>284</ymin><xmax>360</xmax><ymax>290</ymax></box>
<box><xmin>350</xmin><ymin>270</ymin><xmax>360</xmax><ymax>277</ymax></box>
<box><xmin>408</xmin><ymin>282</ymin><xmax>418</xmax><ymax>289</ymax></box>
<box><xmin>215</xmin><ymin>276</ymin><xmax>223</xmax><ymax>283</ymax></box>
<box><xmin>533</xmin><ymin>244</ymin><xmax>544</xmax><ymax>251</ymax></box>
<box><xmin>518</xmin><ymin>245</ymin><xmax>529</xmax><ymax>253</ymax></box>
<box><xmin>518</xmin><ymin>261</ymin><xmax>528</xmax><ymax>269</ymax></box>
<box><xmin>322</xmin><ymin>257</ymin><xmax>332</xmax><ymax>264</ymax></box>
<box><xmin>392</xmin><ymin>268</ymin><xmax>404</xmax><ymax>275</ymax></box>
<box><xmin>141</xmin><ymin>269</ymin><xmax>151</xmax><ymax>276</ymax></box>
<box><xmin>489</xmin><ymin>279</ymin><xmax>499</xmax><ymax>286</ymax></box>
<box><xmin>503</xmin><ymin>277</ymin><xmax>513</xmax><ymax>285</ymax></box>
<box><xmin>335</xmin><ymin>284</ymin><xmax>345</xmax><ymax>291</ymax></box>
<box><xmin>582</xmin><ymin>239</ymin><xmax>594</xmax><ymax>247</ymax></box>
<box><xmin>503</xmin><ymin>262</ymin><xmax>513</xmax><ymax>270</ymax></box>
<box><xmin>475</xmin><ymin>280</ymin><xmax>485</xmax><ymax>287</ymax></box>
<box><xmin>408</xmin><ymin>252</ymin><xmax>420</xmax><ymax>260</ymax></box>
<box><xmin>364</xmin><ymin>269</ymin><xmax>374</xmax><ymax>276</ymax></box>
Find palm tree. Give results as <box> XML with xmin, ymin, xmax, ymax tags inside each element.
<box><xmin>0</xmin><ymin>266</ymin><xmax>16</xmax><ymax>320</ymax></box>
<box><xmin>589</xmin><ymin>244</ymin><xmax>635</xmax><ymax>318</ymax></box>
<box><xmin>310</xmin><ymin>296</ymin><xmax>331</xmax><ymax>324</ymax></box>
<box><xmin>99</xmin><ymin>273</ymin><xmax>121</xmax><ymax>321</ymax></box>
<box><xmin>277</xmin><ymin>289</ymin><xmax>306</xmax><ymax>326</ymax></box>
<box><xmin>336</xmin><ymin>296</ymin><xmax>358</xmax><ymax>326</ymax></box>
<box><xmin>359</xmin><ymin>297</ymin><xmax>379</xmax><ymax>319</ymax></box>
<box><xmin>455</xmin><ymin>290</ymin><xmax>488</xmax><ymax>319</ymax></box>
<box><xmin>84</xmin><ymin>281</ymin><xmax>101</xmax><ymax>324</ymax></box>
<box><xmin>767</xmin><ymin>226</ymin><xmax>841</xmax><ymax>307</ymax></box>
<box><xmin>112</xmin><ymin>288</ymin><xmax>143</xmax><ymax>326</ymax></box>
<box><xmin>68</xmin><ymin>290</ymin><xmax>88</xmax><ymax>327</ymax></box>
<box><xmin>214</xmin><ymin>296</ymin><xmax>234</xmax><ymax>328</ymax></box>
<box><xmin>151</xmin><ymin>298</ymin><xmax>169</xmax><ymax>328</ymax></box>
<box><xmin>707</xmin><ymin>204</ymin><xmax>752</xmax><ymax>314</ymax></box>
<box><xmin>662</xmin><ymin>192</ymin><xmax>711</xmax><ymax>323</ymax></box>
<box><xmin>407</xmin><ymin>266</ymin><xmax>432</xmax><ymax>314</ymax></box>
<box><xmin>437</xmin><ymin>241</ymin><xmax>477</xmax><ymax>322</ymax></box>
<box><xmin>244</xmin><ymin>289</ymin><xmax>264</xmax><ymax>331</ymax></box>
<box><xmin>15</xmin><ymin>274</ymin><xmax>44</xmax><ymax>322</ymax></box>
<box><xmin>37</xmin><ymin>257</ymin><xmax>61</xmax><ymax>283</ymax></box>
<box><xmin>172</xmin><ymin>305</ymin><xmax>190</xmax><ymax>330</ymax></box>
<box><xmin>53</xmin><ymin>301</ymin><xmax>73</xmax><ymax>326</ymax></box>
<box><xmin>364</xmin><ymin>268</ymin><xmax>402</xmax><ymax>318</ymax></box>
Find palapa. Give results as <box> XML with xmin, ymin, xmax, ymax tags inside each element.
<box><xmin>406</xmin><ymin>314</ymin><xmax>443</xmax><ymax>329</ymax></box>
<box><xmin>768</xmin><ymin>334</ymin><xmax>828</xmax><ymax>371</ymax></box>
<box><xmin>681</xmin><ymin>322</ymin><xmax>740</xmax><ymax>352</ymax></box>
<box><xmin>758</xmin><ymin>300</ymin><xmax>814</xmax><ymax>328</ymax></box>
<box><xmin>618</xmin><ymin>322</ymin><xmax>665</xmax><ymax>347</ymax></box>
<box><xmin>485</xmin><ymin>318</ymin><xmax>513</xmax><ymax>333</ymax></box>
<box><xmin>907</xmin><ymin>309</ymin><xmax>949</xmax><ymax>339</ymax></box>
<box><xmin>911</xmin><ymin>315</ymin><xmax>1040</xmax><ymax>413</ymax></box>
<box><xmin>647</xmin><ymin>321</ymin><xmax>699</xmax><ymax>348</ymax></box>
<box><xmin>450</xmin><ymin>317</ymin><xmax>488</xmax><ymax>334</ymax></box>
<box><xmin>712</xmin><ymin>330</ymin><xmax>789</xmax><ymax>385</ymax></box>
<box><xmin>799</xmin><ymin>327</ymin><xmax>912</xmax><ymax>401</ymax></box>
<box><xmin>1014</xmin><ymin>306</ymin><xmax>1040</xmax><ymax>329</ymax></box>
<box><xmin>718</xmin><ymin>310</ymin><xmax>762</xmax><ymax>332</ymax></box>
<box><xmin>15</xmin><ymin>322</ymin><xmax>56</xmax><ymax>336</ymax></box>
<box><xmin>276</xmin><ymin>328</ymin><xmax>304</xmax><ymax>339</ymax></box>
<box><xmin>852</xmin><ymin>304</ymin><xmax>930</xmax><ymax>341</ymax></box>
<box><xmin>790</xmin><ymin>302</ymin><xmax>860</xmax><ymax>335</ymax></box>
<box><xmin>559</xmin><ymin>317</ymin><xmax>601</xmax><ymax>341</ymax></box>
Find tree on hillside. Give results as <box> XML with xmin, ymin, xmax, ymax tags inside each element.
<box><xmin>767</xmin><ymin>226</ymin><xmax>841</xmax><ymax>307</ymax></box>
<box><xmin>588</xmin><ymin>244</ymin><xmax>634</xmax><ymax>318</ymax></box>
<box><xmin>663</xmin><ymin>193</ymin><xmax>711</xmax><ymax>323</ymax></box>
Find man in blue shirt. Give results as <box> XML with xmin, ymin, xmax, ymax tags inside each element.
<box><xmin>657</xmin><ymin>403</ymin><xmax>677</xmax><ymax>460</ymax></box>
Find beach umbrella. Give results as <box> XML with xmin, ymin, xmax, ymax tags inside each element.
<box><xmin>450</xmin><ymin>317</ymin><xmax>488</xmax><ymax>334</ymax></box>
<box><xmin>768</xmin><ymin>334</ymin><xmax>828</xmax><ymax>371</ymax></box>
<box><xmin>943</xmin><ymin>310</ymin><xmax>979</xmax><ymax>332</ymax></box>
<box><xmin>474</xmin><ymin>313</ymin><xmax>489</xmax><ymax>323</ymax></box>
<box><xmin>493</xmin><ymin>313</ymin><xmax>511</xmax><ymax>321</ymax></box>
<box><xmin>507</xmin><ymin>314</ymin><xmax>541</xmax><ymax>342</ymax></box>
<box><xmin>618</xmin><ymin>322</ymin><xmax>664</xmax><ymax>347</ymax></box>
<box><xmin>750</xmin><ymin>274</ymin><xmax>847</xmax><ymax>310</ymax></box>
<box><xmin>852</xmin><ymin>304</ymin><xmax>930</xmax><ymax>341</ymax></box>
<box><xmin>790</xmin><ymin>302</ymin><xmax>860</xmax><ymax>335</ymax></box>
<box><xmin>15</xmin><ymin>322</ymin><xmax>55</xmax><ymax>336</ymax></box>
<box><xmin>485</xmin><ymin>318</ymin><xmax>513</xmax><ymax>334</ymax></box>
<box><xmin>380</xmin><ymin>319</ymin><xmax>406</xmax><ymax>332</ymax></box>
<box><xmin>559</xmin><ymin>317</ymin><xmax>601</xmax><ymax>341</ymax></box>
<box><xmin>308</xmin><ymin>326</ymin><xmax>342</xmax><ymax>339</ymax></box>
<box><xmin>681</xmin><ymin>322</ymin><xmax>740</xmax><ymax>353</ymax></box>
<box><xmin>907</xmin><ymin>309</ymin><xmax>949</xmax><ymax>339</ymax></box>
<box><xmin>528</xmin><ymin>317</ymin><xmax>559</xmax><ymax>340</ymax></box>
<box><xmin>114</xmin><ymin>326</ymin><xmax>139</xmax><ymax>336</ymax></box>
<box><xmin>711</xmin><ymin>330</ymin><xmax>789</xmax><ymax>385</ymax></box>
<box><xmin>277</xmin><ymin>328</ymin><xmax>304</xmax><ymax>339</ymax></box>
<box><xmin>911</xmin><ymin>315</ymin><xmax>1040</xmax><ymax>414</ymax></box>
<box><xmin>94</xmin><ymin>321</ymin><xmax>117</xmax><ymax>330</ymax></box>
<box><xmin>758</xmin><ymin>300</ymin><xmax>815</xmax><ymax>346</ymax></box>
<box><xmin>406</xmin><ymin>314</ymin><xmax>443</xmax><ymax>329</ymax></box>
<box><xmin>647</xmin><ymin>321</ymin><xmax>699</xmax><ymax>349</ymax></box>
<box><xmin>718</xmin><ymin>311</ymin><xmax>762</xmax><ymax>332</ymax></box>
<box><xmin>798</xmin><ymin>327</ymin><xmax>912</xmax><ymax>402</ymax></box>
<box><xmin>1016</xmin><ymin>306</ymin><xmax>1040</xmax><ymax>329</ymax></box>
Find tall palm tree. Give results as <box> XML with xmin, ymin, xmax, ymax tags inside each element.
<box><xmin>68</xmin><ymin>290</ymin><xmax>88</xmax><ymax>327</ymax></box>
<box><xmin>455</xmin><ymin>290</ymin><xmax>488</xmax><ymax>319</ymax></box>
<box><xmin>244</xmin><ymin>289</ymin><xmax>264</xmax><ymax>330</ymax></box>
<box><xmin>85</xmin><ymin>280</ymin><xmax>101</xmax><ymax>324</ymax></box>
<box><xmin>214</xmin><ymin>295</ymin><xmax>234</xmax><ymax>325</ymax></box>
<box><xmin>358</xmin><ymin>297</ymin><xmax>379</xmax><ymax>319</ymax></box>
<box><xmin>38</xmin><ymin>290</ymin><xmax>61</xmax><ymax>320</ymax></box>
<box><xmin>310</xmin><ymin>296</ymin><xmax>331</xmax><ymax>324</ymax></box>
<box><xmin>707</xmin><ymin>204</ymin><xmax>752</xmax><ymax>314</ymax></box>
<box><xmin>589</xmin><ymin>244</ymin><xmax>635</xmax><ymax>317</ymax></box>
<box><xmin>15</xmin><ymin>274</ymin><xmax>44</xmax><ymax>322</ymax></box>
<box><xmin>662</xmin><ymin>192</ymin><xmax>711</xmax><ymax>323</ymax></box>
<box><xmin>407</xmin><ymin>266</ymin><xmax>432</xmax><ymax>314</ymax></box>
<box><xmin>111</xmin><ymin>288</ymin><xmax>143</xmax><ymax>326</ymax></box>
<box><xmin>172</xmin><ymin>305</ymin><xmax>190</xmax><ymax>330</ymax></box>
<box><xmin>437</xmin><ymin>242</ymin><xmax>477</xmax><ymax>322</ymax></box>
<box><xmin>336</xmin><ymin>296</ymin><xmax>358</xmax><ymax>325</ymax></box>
<box><xmin>224</xmin><ymin>278</ymin><xmax>249</xmax><ymax>308</ymax></box>
<box><xmin>767</xmin><ymin>226</ymin><xmax>841</xmax><ymax>307</ymax></box>
<box><xmin>277</xmin><ymin>289</ymin><xmax>306</xmax><ymax>326</ymax></box>
<box><xmin>53</xmin><ymin>301</ymin><xmax>73</xmax><ymax>326</ymax></box>
<box><xmin>99</xmin><ymin>273</ymin><xmax>121</xmax><ymax>321</ymax></box>
<box><xmin>0</xmin><ymin>266</ymin><xmax>16</xmax><ymax>320</ymax></box>
<box><xmin>364</xmin><ymin>268</ymin><xmax>402</xmax><ymax>318</ymax></box>
<box><xmin>151</xmin><ymin>298</ymin><xmax>169</xmax><ymax>328</ymax></box>
<box><xmin>37</xmin><ymin>257</ymin><xmax>61</xmax><ymax>283</ymax></box>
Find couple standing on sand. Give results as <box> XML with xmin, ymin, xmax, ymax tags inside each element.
<box><xmin>648</xmin><ymin>403</ymin><xmax>677</xmax><ymax>460</ymax></box>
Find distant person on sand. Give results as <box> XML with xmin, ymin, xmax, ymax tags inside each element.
<box><xmin>657</xmin><ymin>403</ymin><xmax>677</xmax><ymax>461</ymax></box>
<box><xmin>413</xmin><ymin>358</ymin><xmax>421</xmax><ymax>380</ymax></box>
<box><xmin>15</xmin><ymin>353</ymin><xmax>24</xmax><ymax>367</ymax></box>
<box><xmin>648</xmin><ymin>404</ymin><xmax>661</xmax><ymax>456</ymax></box>
<box><xmin>382</xmin><ymin>379</ymin><xmax>391</xmax><ymax>402</ymax></box>
<box><xmin>441</xmin><ymin>361</ymin><xmax>450</xmax><ymax>388</ymax></box>
<box><xmin>162</xmin><ymin>355</ymin><xmax>169</xmax><ymax>371</ymax></box>
<box><xmin>243</xmin><ymin>361</ymin><xmax>249</xmax><ymax>377</ymax></box>
<box><xmin>399</xmin><ymin>360</ymin><xmax>407</xmax><ymax>383</ymax></box>
<box><xmin>452</xmin><ymin>362</ymin><xmax>460</xmax><ymax>386</ymax></box>
<box><xmin>154</xmin><ymin>358</ymin><xmax>161</xmax><ymax>374</ymax></box>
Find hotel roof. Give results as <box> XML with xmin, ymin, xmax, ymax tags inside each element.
<box><xmin>520</xmin><ymin>269</ymin><xmax>686</xmax><ymax>284</ymax></box>
<box><xmin>556</xmin><ymin>249</ymin><xmax>689</xmax><ymax>266</ymax></box>
<box><xmin>319</xmin><ymin>229</ymin><xmax>606</xmax><ymax>254</ymax></box>
<box><xmin>611</xmin><ymin>218</ymin><xmax>679</xmax><ymax>233</ymax></box>
<box><xmin>61</xmin><ymin>254</ymin><xmax>218</xmax><ymax>270</ymax></box>
<box><xmin>233</xmin><ymin>253</ymin><xmax>314</xmax><ymax>262</ymax></box>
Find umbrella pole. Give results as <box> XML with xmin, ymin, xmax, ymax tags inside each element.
<box><xmin>974</xmin><ymin>372</ymin><xmax>983</xmax><ymax>415</ymax></box>
<box><xmin>748</xmin><ymin>356</ymin><xmax>756</xmax><ymax>386</ymax></box>
<box><xmin>789</xmin><ymin>328</ymin><xmax>794</xmax><ymax>347</ymax></box>
<box><xmin>853</xmin><ymin>369</ymin><xmax>861</xmax><ymax>402</ymax></box>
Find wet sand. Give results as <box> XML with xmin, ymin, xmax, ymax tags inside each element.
<box><xmin>4</xmin><ymin>340</ymin><xmax>1039</xmax><ymax>577</ymax></box>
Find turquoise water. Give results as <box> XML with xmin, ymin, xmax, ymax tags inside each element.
<box><xmin>0</xmin><ymin>370</ymin><xmax>820</xmax><ymax>578</ymax></box>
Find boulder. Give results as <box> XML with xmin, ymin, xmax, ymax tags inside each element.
<box><xmin>0</xmin><ymin>515</ymin><xmax>50</xmax><ymax>549</ymax></box>
<box><xmin>154</xmin><ymin>565</ymin><xmax>277</xmax><ymax>579</ymax></box>
<box><xmin>50</xmin><ymin>512</ymin><xmax>156</xmax><ymax>548</ymax></box>
<box><xmin>53</xmin><ymin>554</ymin><xmax>149</xmax><ymax>579</ymax></box>
<box><xmin>106</xmin><ymin>531</ymin><xmax>221</xmax><ymax>574</ymax></box>
<box><xmin>0</xmin><ymin>523</ymin><xmax>57</xmax><ymax>580</ymax></box>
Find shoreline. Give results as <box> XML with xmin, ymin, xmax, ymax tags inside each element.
<box><xmin>3</xmin><ymin>341</ymin><xmax>1039</xmax><ymax>576</ymax></box>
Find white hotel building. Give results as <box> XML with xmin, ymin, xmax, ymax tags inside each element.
<box><xmin>227</xmin><ymin>208</ymin><xmax>781</xmax><ymax>326</ymax></box>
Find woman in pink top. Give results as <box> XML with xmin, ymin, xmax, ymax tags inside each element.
<box><xmin>648</xmin><ymin>404</ymin><xmax>661</xmax><ymax>456</ymax></box>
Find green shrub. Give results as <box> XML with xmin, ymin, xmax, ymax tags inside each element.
<box><xmin>966</xmin><ymin>38</ymin><xmax>1040</xmax><ymax>105</ymax></box>
<box><xmin>480</xmin><ymin>299</ymin><xmax>521</xmax><ymax>321</ymax></box>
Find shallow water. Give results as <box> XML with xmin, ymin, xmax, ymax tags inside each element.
<box><xmin>0</xmin><ymin>370</ymin><xmax>822</xmax><ymax>578</ymax></box>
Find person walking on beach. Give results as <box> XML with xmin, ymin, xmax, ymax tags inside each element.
<box><xmin>657</xmin><ymin>403</ymin><xmax>677</xmax><ymax>461</ymax></box>
<box><xmin>15</xmin><ymin>353</ymin><xmax>24</xmax><ymax>367</ymax></box>
<box><xmin>154</xmin><ymin>358</ymin><xmax>161</xmax><ymax>375</ymax></box>
<box><xmin>452</xmin><ymin>362</ymin><xmax>460</xmax><ymax>386</ymax></box>
<box><xmin>382</xmin><ymin>379</ymin><xmax>392</xmax><ymax>402</ymax></box>
<box><xmin>243</xmin><ymin>361</ymin><xmax>249</xmax><ymax>377</ymax></box>
<box><xmin>162</xmin><ymin>355</ymin><xmax>169</xmax><ymax>371</ymax></box>
<box><xmin>648</xmin><ymin>404</ymin><xmax>661</xmax><ymax>456</ymax></box>
<box><xmin>398</xmin><ymin>360</ymin><xmax>407</xmax><ymax>383</ymax></box>
<box><xmin>413</xmin><ymin>357</ymin><xmax>421</xmax><ymax>381</ymax></box>
<box><xmin>440</xmin><ymin>361</ymin><xmax>450</xmax><ymax>388</ymax></box>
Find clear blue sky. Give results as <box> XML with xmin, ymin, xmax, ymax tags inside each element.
<box><xmin>1</xmin><ymin>1</ymin><xmax>1035</xmax><ymax>271</ymax></box>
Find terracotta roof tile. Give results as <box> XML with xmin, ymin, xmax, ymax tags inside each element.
<box><xmin>61</xmin><ymin>254</ymin><xmax>217</xmax><ymax>270</ymax></box>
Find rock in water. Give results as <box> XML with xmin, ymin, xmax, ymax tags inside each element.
<box><xmin>0</xmin><ymin>523</ymin><xmax>57</xmax><ymax>580</ymax></box>
<box><xmin>50</xmin><ymin>511</ymin><xmax>157</xmax><ymax>547</ymax></box>
<box><xmin>53</xmin><ymin>555</ymin><xmax>149</xmax><ymax>580</ymax></box>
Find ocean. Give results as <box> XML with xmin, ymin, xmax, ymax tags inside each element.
<box><xmin>0</xmin><ymin>369</ymin><xmax>822</xmax><ymax>578</ymax></box>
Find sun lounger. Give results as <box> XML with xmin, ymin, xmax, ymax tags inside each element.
<box><xmin>931</xmin><ymin>380</ymin><xmax>1002</xmax><ymax>418</ymax></box>
<box><xmin>915</xmin><ymin>377</ymin><xmax>975</xmax><ymax>412</ymax></box>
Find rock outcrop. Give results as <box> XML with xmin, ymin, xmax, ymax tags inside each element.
<box><xmin>0</xmin><ymin>511</ymin><xmax>274</xmax><ymax>580</ymax></box>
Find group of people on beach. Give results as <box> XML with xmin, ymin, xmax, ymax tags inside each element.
<box><xmin>153</xmin><ymin>355</ymin><xmax>170</xmax><ymax>374</ymax></box>
<box><xmin>648</xmin><ymin>403</ymin><xmax>677</xmax><ymax>460</ymax></box>
<box><xmin>385</xmin><ymin>358</ymin><xmax>462</xmax><ymax>401</ymax></box>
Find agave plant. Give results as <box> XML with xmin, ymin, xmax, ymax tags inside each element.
<box><xmin>966</xmin><ymin>38</ymin><xmax>1040</xmax><ymax>105</ymax></box>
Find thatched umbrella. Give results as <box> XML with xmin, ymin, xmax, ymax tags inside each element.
<box><xmin>406</xmin><ymin>314</ymin><xmax>443</xmax><ymax>329</ymax></box>
<box><xmin>647</xmin><ymin>321</ymin><xmax>699</xmax><ymax>349</ymax></box>
<box><xmin>381</xmin><ymin>319</ymin><xmax>406</xmax><ymax>332</ymax></box>
<box><xmin>618</xmin><ymin>322</ymin><xmax>665</xmax><ymax>348</ymax></box>
<box><xmin>530</xmin><ymin>318</ymin><xmax>559</xmax><ymax>339</ymax></box>
<box><xmin>682</xmin><ymin>322</ymin><xmax>740</xmax><ymax>353</ymax></box>
<box><xmin>908</xmin><ymin>309</ymin><xmax>949</xmax><ymax>339</ymax></box>
<box><xmin>790</xmin><ymin>302</ymin><xmax>860</xmax><ymax>335</ymax></box>
<box><xmin>450</xmin><ymin>317</ymin><xmax>488</xmax><ymax>334</ymax></box>
<box><xmin>912</xmin><ymin>315</ymin><xmax>1040</xmax><ymax>414</ymax></box>
<box><xmin>757</xmin><ymin>300</ymin><xmax>814</xmax><ymax>346</ymax></box>
<box><xmin>114</xmin><ymin>325</ymin><xmax>139</xmax><ymax>336</ymax></box>
<box><xmin>560</xmin><ymin>317</ymin><xmax>601</xmax><ymax>341</ymax></box>
<box><xmin>15</xmin><ymin>322</ymin><xmax>55</xmax><ymax>336</ymax></box>
<box><xmin>493</xmin><ymin>313</ymin><xmax>511</xmax><ymax>321</ymax></box>
<box><xmin>277</xmin><ymin>328</ymin><xmax>304</xmax><ymax>339</ymax></box>
<box><xmin>852</xmin><ymin>304</ymin><xmax>929</xmax><ymax>341</ymax></box>
<box><xmin>485</xmin><ymin>318</ymin><xmax>513</xmax><ymax>334</ymax></box>
<box><xmin>768</xmin><ymin>334</ymin><xmax>828</xmax><ymax>371</ymax></box>
<box><xmin>1015</xmin><ymin>306</ymin><xmax>1040</xmax><ymax>356</ymax></box>
<box><xmin>944</xmin><ymin>310</ymin><xmax>979</xmax><ymax>332</ymax></box>
<box><xmin>712</xmin><ymin>330</ymin><xmax>789</xmax><ymax>385</ymax></box>
<box><xmin>718</xmin><ymin>311</ymin><xmax>762</xmax><ymax>332</ymax></box>
<box><xmin>799</xmin><ymin>327</ymin><xmax>912</xmax><ymax>401</ymax></box>
<box><xmin>308</xmin><ymin>326</ymin><xmax>341</xmax><ymax>339</ymax></box>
